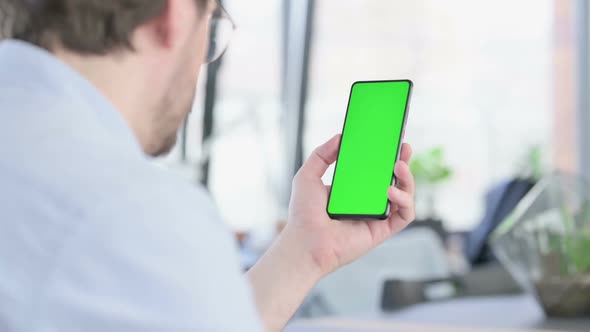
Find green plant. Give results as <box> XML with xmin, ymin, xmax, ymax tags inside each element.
<box><xmin>410</xmin><ymin>146</ymin><xmax>453</xmax><ymax>185</ymax></box>
<box><xmin>547</xmin><ymin>232</ymin><xmax>590</xmax><ymax>275</ymax></box>
<box><xmin>519</xmin><ymin>145</ymin><xmax>546</xmax><ymax>181</ymax></box>
<box><xmin>409</xmin><ymin>147</ymin><xmax>454</xmax><ymax>219</ymax></box>
<box><xmin>570</xmin><ymin>234</ymin><xmax>590</xmax><ymax>273</ymax></box>
<box><xmin>544</xmin><ymin>204</ymin><xmax>590</xmax><ymax>275</ymax></box>
<box><xmin>567</xmin><ymin>202</ymin><xmax>590</xmax><ymax>273</ymax></box>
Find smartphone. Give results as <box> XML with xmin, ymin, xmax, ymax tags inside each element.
<box><xmin>327</xmin><ymin>80</ymin><xmax>413</xmax><ymax>220</ymax></box>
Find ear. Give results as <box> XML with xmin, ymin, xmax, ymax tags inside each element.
<box><xmin>144</xmin><ymin>0</ymin><xmax>189</xmax><ymax>50</ymax></box>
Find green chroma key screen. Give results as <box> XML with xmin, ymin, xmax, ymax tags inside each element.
<box><xmin>327</xmin><ymin>80</ymin><xmax>412</xmax><ymax>219</ymax></box>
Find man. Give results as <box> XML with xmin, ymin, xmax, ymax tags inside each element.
<box><xmin>0</xmin><ymin>0</ymin><xmax>416</xmax><ymax>331</ymax></box>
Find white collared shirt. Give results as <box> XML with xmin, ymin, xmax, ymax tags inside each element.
<box><xmin>0</xmin><ymin>40</ymin><xmax>262</xmax><ymax>332</ymax></box>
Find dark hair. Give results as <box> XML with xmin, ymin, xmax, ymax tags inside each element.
<box><xmin>0</xmin><ymin>0</ymin><xmax>208</xmax><ymax>54</ymax></box>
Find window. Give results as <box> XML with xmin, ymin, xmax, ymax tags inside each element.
<box><xmin>306</xmin><ymin>0</ymin><xmax>553</xmax><ymax>230</ymax></box>
<box><xmin>204</xmin><ymin>0</ymin><xmax>283</xmax><ymax>230</ymax></box>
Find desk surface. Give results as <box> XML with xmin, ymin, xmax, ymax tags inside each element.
<box><xmin>286</xmin><ymin>295</ymin><xmax>590</xmax><ymax>332</ymax></box>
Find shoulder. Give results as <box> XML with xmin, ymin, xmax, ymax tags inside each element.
<box><xmin>88</xmin><ymin>158</ymin><xmax>227</xmax><ymax>243</ymax></box>
<box><xmin>33</xmin><ymin>162</ymin><xmax>264</xmax><ymax>331</ymax></box>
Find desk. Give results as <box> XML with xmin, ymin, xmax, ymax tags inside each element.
<box><xmin>286</xmin><ymin>295</ymin><xmax>590</xmax><ymax>332</ymax></box>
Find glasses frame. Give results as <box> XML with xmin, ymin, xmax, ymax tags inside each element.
<box><xmin>205</xmin><ymin>1</ymin><xmax>236</xmax><ymax>64</ymax></box>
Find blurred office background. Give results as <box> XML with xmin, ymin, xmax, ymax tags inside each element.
<box><xmin>0</xmin><ymin>0</ymin><xmax>590</xmax><ymax>332</ymax></box>
<box><xmin>160</xmin><ymin>0</ymin><xmax>555</xmax><ymax>231</ymax></box>
<box><xmin>156</xmin><ymin>0</ymin><xmax>590</xmax><ymax>330</ymax></box>
<box><xmin>162</xmin><ymin>0</ymin><xmax>555</xmax><ymax>242</ymax></box>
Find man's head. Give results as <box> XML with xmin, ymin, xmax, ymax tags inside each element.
<box><xmin>3</xmin><ymin>0</ymin><xmax>233</xmax><ymax>156</ymax></box>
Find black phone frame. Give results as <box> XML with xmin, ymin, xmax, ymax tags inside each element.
<box><xmin>326</xmin><ymin>79</ymin><xmax>414</xmax><ymax>220</ymax></box>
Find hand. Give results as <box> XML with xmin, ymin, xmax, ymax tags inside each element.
<box><xmin>247</xmin><ymin>134</ymin><xmax>415</xmax><ymax>332</ymax></box>
<box><xmin>285</xmin><ymin>134</ymin><xmax>416</xmax><ymax>276</ymax></box>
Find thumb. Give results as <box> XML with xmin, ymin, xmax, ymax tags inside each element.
<box><xmin>298</xmin><ymin>134</ymin><xmax>341</xmax><ymax>178</ymax></box>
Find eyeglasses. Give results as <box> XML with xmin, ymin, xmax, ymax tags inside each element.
<box><xmin>205</xmin><ymin>1</ymin><xmax>236</xmax><ymax>64</ymax></box>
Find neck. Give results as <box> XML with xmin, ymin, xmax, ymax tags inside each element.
<box><xmin>53</xmin><ymin>47</ymin><xmax>155</xmax><ymax>153</ymax></box>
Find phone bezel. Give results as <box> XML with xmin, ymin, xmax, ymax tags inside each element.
<box><xmin>326</xmin><ymin>79</ymin><xmax>413</xmax><ymax>220</ymax></box>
